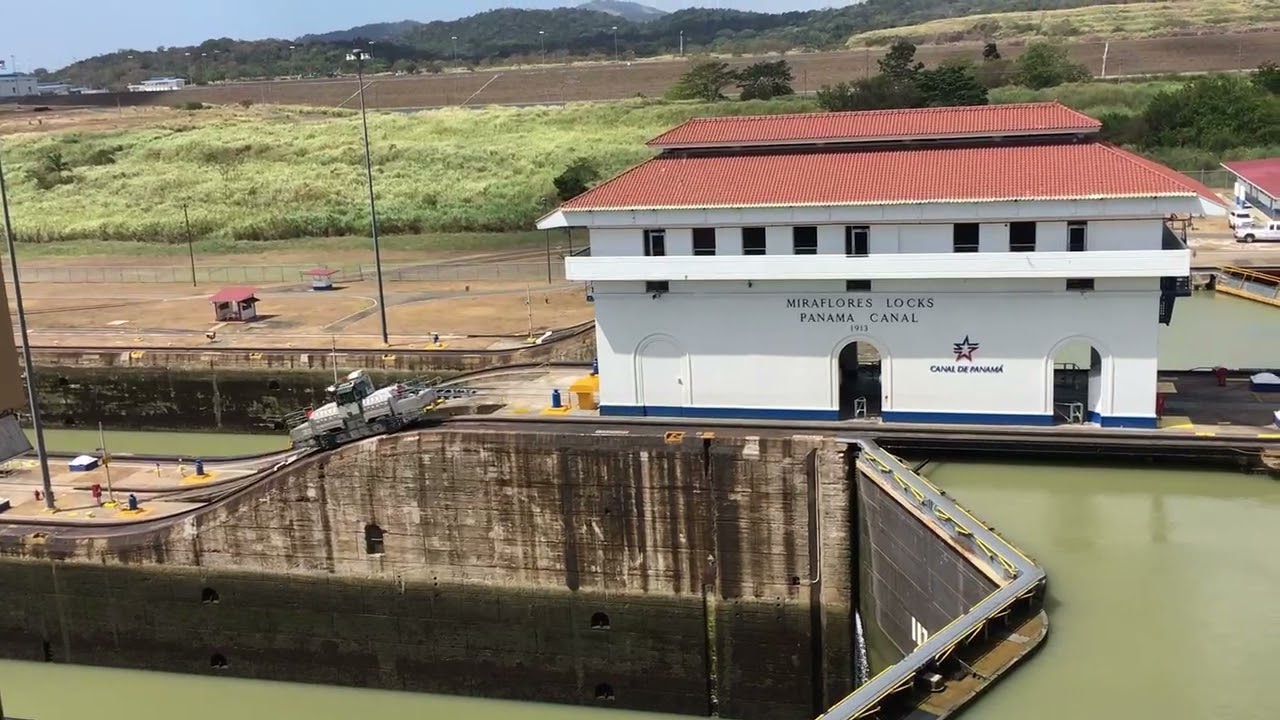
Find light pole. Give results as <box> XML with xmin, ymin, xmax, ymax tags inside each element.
<box><xmin>539</xmin><ymin>31</ymin><xmax>545</xmax><ymax>64</ymax></box>
<box><xmin>347</xmin><ymin>48</ymin><xmax>389</xmax><ymax>345</ymax></box>
<box><xmin>679</xmin><ymin>31</ymin><xmax>684</xmax><ymax>57</ymax></box>
<box><xmin>0</xmin><ymin>145</ymin><xmax>55</xmax><ymax>511</ymax></box>
<box><xmin>451</xmin><ymin>36</ymin><xmax>458</xmax><ymax>65</ymax></box>
<box><xmin>612</xmin><ymin>26</ymin><xmax>618</xmax><ymax>63</ymax></box>
<box><xmin>183</xmin><ymin>203</ymin><xmax>197</xmax><ymax>287</ymax></box>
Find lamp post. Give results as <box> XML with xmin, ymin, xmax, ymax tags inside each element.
<box><xmin>451</xmin><ymin>36</ymin><xmax>458</xmax><ymax>65</ymax></box>
<box><xmin>347</xmin><ymin>48</ymin><xmax>389</xmax><ymax>345</ymax></box>
<box><xmin>0</xmin><ymin>145</ymin><xmax>55</xmax><ymax>511</ymax></box>
<box><xmin>183</xmin><ymin>203</ymin><xmax>197</xmax><ymax>287</ymax></box>
<box><xmin>612</xmin><ymin>26</ymin><xmax>618</xmax><ymax>63</ymax></box>
<box><xmin>539</xmin><ymin>31</ymin><xmax>545</xmax><ymax>63</ymax></box>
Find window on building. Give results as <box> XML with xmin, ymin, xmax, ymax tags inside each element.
<box><xmin>1066</xmin><ymin>278</ymin><xmax>1095</xmax><ymax>291</ymax></box>
<box><xmin>692</xmin><ymin>228</ymin><xmax>716</xmax><ymax>256</ymax></box>
<box><xmin>1009</xmin><ymin>222</ymin><xmax>1037</xmax><ymax>252</ymax></box>
<box><xmin>1068</xmin><ymin>222</ymin><xmax>1088</xmax><ymax>252</ymax></box>
<box><xmin>846</xmin><ymin>280</ymin><xmax>871</xmax><ymax>292</ymax></box>
<box><xmin>742</xmin><ymin>227</ymin><xmax>767</xmax><ymax>255</ymax></box>
<box><xmin>643</xmin><ymin>229</ymin><xmax>666</xmax><ymax>257</ymax></box>
<box><xmin>793</xmin><ymin>226</ymin><xmax>818</xmax><ymax>255</ymax></box>
<box><xmin>953</xmin><ymin>223</ymin><xmax>980</xmax><ymax>253</ymax></box>
<box><xmin>845</xmin><ymin>226</ymin><xmax>870</xmax><ymax>257</ymax></box>
<box><xmin>645</xmin><ymin>281</ymin><xmax>670</xmax><ymax>295</ymax></box>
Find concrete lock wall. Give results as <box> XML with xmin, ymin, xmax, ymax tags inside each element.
<box><xmin>0</xmin><ymin>430</ymin><xmax>1009</xmax><ymax>718</ymax></box>
<box><xmin>592</xmin><ymin>277</ymin><xmax>1161</xmax><ymax>427</ymax></box>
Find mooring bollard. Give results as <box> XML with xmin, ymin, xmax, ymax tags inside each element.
<box><xmin>591</xmin><ymin>357</ymin><xmax>599</xmax><ymax>376</ymax></box>
<box><xmin>195</xmin><ymin>459</ymin><xmax>205</xmax><ymax>477</ymax></box>
<box><xmin>551</xmin><ymin>389</ymin><xmax>562</xmax><ymax>409</ymax></box>
<box><xmin>127</xmin><ymin>493</ymin><xmax>139</xmax><ymax>512</ymax></box>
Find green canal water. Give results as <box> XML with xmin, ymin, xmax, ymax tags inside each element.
<box><xmin>3</xmin><ymin>462</ymin><xmax>1277</xmax><ymax>720</ymax></box>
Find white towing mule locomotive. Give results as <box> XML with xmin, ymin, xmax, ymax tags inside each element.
<box><xmin>287</xmin><ymin>370</ymin><xmax>440</xmax><ymax>450</ymax></box>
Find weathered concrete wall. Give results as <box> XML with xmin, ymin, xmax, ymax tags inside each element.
<box><xmin>25</xmin><ymin>366</ymin><xmax>428</xmax><ymax>432</ymax></box>
<box><xmin>30</xmin><ymin>325</ymin><xmax>595</xmax><ymax>373</ymax></box>
<box><xmin>856</xmin><ymin>465</ymin><xmax>997</xmax><ymax>658</ymax></box>
<box><xmin>0</xmin><ymin>430</ymin><xmax>855</xmax><ymax>719</ymax></box>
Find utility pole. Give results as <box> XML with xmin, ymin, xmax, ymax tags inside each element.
<box><xmin>612</xmin><ymin>26</ymin><xmax>619</xmax><ymax>63</ymax></box>
<box><xmin>545</xmin><ymin>230</ymin><xmax>552</xmax><ymax>284</ymax></box>
<box><xmin>0</xmin><ymin>145</ymin><xmax>55</xmax><ymax>511</ymax></box>
<box><xmin>539</xmin><ymin>30</ymin><xmax>546</xmax><ymax>64</ymax></box>
<box><xmin>526</xmin><ymin>284</ymin><xmax>534</xmax><ymax>341</ymax></box>
<box><xmin>98</xmin><ymin>421</ymin><xmax>117</xmax><ymax>505</ymax></box>
<box><xmin>347</xmin><ymin>47</ymin><xmax>389</xmax><ymax>345</ymax></box>
<box><xmin>183</xmin><ymin>203</ymin><xmax>197</xmax><ymax>286</ymax></box>
<box><xmin>331</xmin><ymin>334</ymin><xmax>339</xmax><ymax>385</ymax></box>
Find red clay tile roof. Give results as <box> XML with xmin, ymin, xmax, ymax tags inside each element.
<box><xmin>305</xmin><ymin>268</ymin><xmax>339</xmax><ymax>276</ymax></box>
<box><xmin>560</xmin><ymin>142</ymin><xmax>1226</xmax><ymax>211</ymax></box>
<box><xmin>210</xmin><ymin>286</ymin><xmax>258</xmax><ymax>304</ymax></box>
<box><xmin>647</xmin><ymin>102</ymin><xmax>1101</xmax><ymax>149</ymax></box>
<box><xmin>1221</xmin><ymin>158</ymin><xmax>1280</xmax><ymax>199</ymax></box>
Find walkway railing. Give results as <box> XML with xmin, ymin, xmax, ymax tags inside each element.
<box><xmin>818</xmin><ymin>439</ymin><xmax>1047</xmax><ymax>720</ymax></box>
<box><xmin>1</xmin><ymin>261</ymin><xmax>568</xmax><ymax>285</ymax></box>
<box><xmin>1214</xmin><ymin>266</ymin><xmax>1280</xmax><ymax>308</ymax></box>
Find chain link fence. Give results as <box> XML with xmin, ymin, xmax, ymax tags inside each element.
<box><xmin>3</xmin><ymin>261</ymin><xmax>568</xmax><ymax>285</ymax></box>
<box><xmin>1179</xmin><ymin>168</ymin><xmax>1234</xmax><ymax>190</ymax></box>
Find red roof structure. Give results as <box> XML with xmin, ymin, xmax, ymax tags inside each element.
<box><xmin>1221</xmin><ymin>158</ymin><xmax>1280</xmax><ymax>199</ymax></box>
<box><xmin>210</xmin><ymin>286</ymin><xmax>258</xmax><ymax>304</ymax></box>
<box><xmin>304</xmin><ymin>268</ymin><xmax>339</xmax><ymax>277</ymax></box>
<box><xmin>647</xmin><ymin>102</ymin><xmax>1101</xmax><ymax>149</ymax></box>
<box><xmin>561</xmin><ymin>142</ymin><xmax>1225</xmax><ymax>211</ymax></box>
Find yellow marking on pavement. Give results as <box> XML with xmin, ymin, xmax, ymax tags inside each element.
<box><xmin>664</xmin><ymin>431</ymin><xmax>685</xmax><ymax>444</ymax></box>
<box><xmin>423</xmin><ymin>343</ymin><xmax>450</xmax><ymax>350</ymax></box>
<box><xmin>541</xmin><ymin>406</ymin><xmax>571</xmax><ymax>416</ymax></box>
<box><xmin>697</xmin><ymin>431</ymin><xmax>716</xmax><ymax>439</ymax></box>
<box><xmin>1257</xmin><ymin>433</ymin><xmax>1280</xmax><ymax>439</ymax></box>
<box><xmin>117</xmin><ymin>508</ymin><xmax>150</xmax><ymax>517</ymax></box>
<box><xmin>510</xmin><ymin>405</ymin><xmax>530</xmax><ymax>414</ymax></box>
<box><xmin>1158</xmin><ymin>415</ymin><xmax>1193</xmax><ymax>429</ymax></box>
<box><xmin>1194</xmin><ymin>431</ymin><xmax>1217</xmax><ymax>437</ymax></box>
<box><xmin>182</xmin><ymin>472</ymin><xmax>219</xmax><ymax>485</ymax></box>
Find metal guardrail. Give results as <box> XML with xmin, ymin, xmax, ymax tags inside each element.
<box><xmin>1214</xmin><ymin>265</ymin><xmax>1280</xmax><ymax>307</ymax></box>
<box><xmin>818</xmin><ymin>439</ymin><xmax>1046</xmax><ymax>720</ymax></box>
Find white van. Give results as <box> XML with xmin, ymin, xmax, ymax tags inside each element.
<box><xmin>1236</xmin><ymin>221</ymin><xmax>1280</xmax><ymax>243</ymax></box>
<box><xmin>1228</xmin><ymin>208</ymin><xmax>1253</xmax><ymax>229</ymax></box>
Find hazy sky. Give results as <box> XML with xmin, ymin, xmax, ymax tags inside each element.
<box><xmin>2</xmin><ymin>1</ymin><xmax>847</xmax><ymax>71</ymax></box>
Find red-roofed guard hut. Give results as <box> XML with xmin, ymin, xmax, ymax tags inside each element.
<box><xmin>537</xmin><ymin>102</ymin><xmax>1226</xmax><ymax>429</ymax></box>
<box><xmin>210</xmin><ymin>287</ymin><xmax>260</xmax><ymax>322</ymax></box>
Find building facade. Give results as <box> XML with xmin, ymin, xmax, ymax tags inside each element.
<box><xmin>539</xmin><ymin>103</ymin><xmax>1225</xmax><ymax>428</ymax></box>
<box><xmin>0</xmin><ymin>73</ymin><xmax>38</xmax><ymax>98</ymax></box>
<box><xmin>127</xmin><ymin>77</ymin><xmax>187</xmax><ymax>92</ymax></box>
<box><xmin>1222</xmin><ymin>158</ymin><xmax>1279</xmax><ymax>219</ymax></box>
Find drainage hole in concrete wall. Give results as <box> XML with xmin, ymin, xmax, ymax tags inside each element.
<box><xmin>590</xmin><ymin>612</ymin><xmax>611</xmax><ymax>630</ymax></box>
<box><xmin>201</xmin><ymin>587</ymin><xmax>220</xmax><ymax>604</ymax></box>
<box><xmin>57</xmin><ymin>376</ymin><xmax>69</xmax><ymax>387</ymax></box>
<box><xmin>594</xmin><ymin>683</ymin><xmax>615</xmax><ymax>701</ymax></box>
<box><xmin>62</xmin><ymin>414</ymin><xmax>76</xmax><ymax>427</ymax></box>
<box><xmin>364</xmin><ymin>524</ymin><xmax>385</xmax><ymax>555</ymax></box>
<box><xmin>268</xmin><ymin>379</ymin><xmax>281</xmax><ymax>390</ymax></box>
<box><xmin>317</xmin><ymin>464</ymin><xmax>326</xmax><ymax>480</ymax></box>
<box><xmin>210</xmin><ymin>653</ymin><xmax>229</xmax><ymax>670</ymax></box>
<box><xmin>42</xmin><ymin>640</ymin><xmax>52</xmax><ymax>662</ymax></box>
<box><xmin>790</xmin><ymin>575</ymin><xmax>801</xmax><ymax>586</ymax></box>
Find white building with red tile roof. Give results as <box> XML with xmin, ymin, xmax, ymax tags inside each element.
<box><xmin>537</xmin><ymin>102</ymin><xmax>1226</xmax><ymax>428</ymax></box>
<box><xmin>1221</xmin><ymin>157</ymin><xmax>1280</xmax><ymax>219</ymax></box>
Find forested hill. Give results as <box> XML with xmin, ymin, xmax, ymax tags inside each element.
<box><xmin>47</xmin><ymin>0</ymin><xmax>1136</xmax><ymax>90</ymax></box>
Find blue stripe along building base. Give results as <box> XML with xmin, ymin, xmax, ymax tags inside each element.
<box><xmin>600</xmin><ymin>406</ymin><xmax>1159</xmax><ymax>428</ymax></box>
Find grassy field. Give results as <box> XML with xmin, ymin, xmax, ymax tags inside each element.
<box><xmin>1</xmin><ymin>78</ymin><xmax>1272</xmax><ymax>252</ymax></box>
<box><xmin>846</xmin><ymin>0</ymin><xmax>1279</xmax><ymax>47</ymax></box>
<box><xmin>0</xmin><ymin>99</ymin><xmax>818</xmax><ymax>247</ymax></box>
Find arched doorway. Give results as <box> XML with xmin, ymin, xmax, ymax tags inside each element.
<box><xmin>836</xmin><ymin>339</ymin><xmax>885</xmax><ymax>419</ymax></box>
<box><xmin>635</xmin><ymin>335</ymin><xmax>689</xmax><ymax>413</ymax></box>
<box><xmin>1049</xmin><ymin>338</ymin><xmax>1108</xmax><ymax>424</ymax></box>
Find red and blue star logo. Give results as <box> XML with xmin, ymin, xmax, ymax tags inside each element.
<box><xmin>953</xmin><ymin>335</ymin><xmax>980</xmax><ymax>362</ymax></box>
